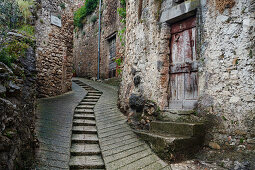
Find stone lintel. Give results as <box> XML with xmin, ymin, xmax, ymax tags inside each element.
<box><xmin>160</xmin><ymin>0</ymin><xmax>200</xmax><ymax>24</ymax></box>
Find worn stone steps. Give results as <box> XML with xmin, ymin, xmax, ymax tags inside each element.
<box><xmin>87</xmin><ymin>93</ymin><xmax>102</xmax><ymax>96</ymax></box>
<box><xmin>69</xmin><ymin>155</ymin><xmax>105</xmax><ymax>169</ymax></box>
<box><xmin>85</xmin><ymin>96</ymin><xmax>101</xmax><ymax>99</ymax></box>
<box><xmin>79</xmin><ymin>102</ymin><xmax>97</xmax><ymax>105</ymax></box>
<box><xmin>73</xmin><ymin>114</ymin><xmax>95</xmax><ymax>120</ymax></box>
<box><xmin>75</xmin><ymin>109</ymin><xmax>94</xmax><ymax>113</ymax></box>
<box><xmin>133</xmin><ymin>129</ymin><xmax>203</xmax><ymax>161</ymax></box>
<box><xmin>150</xmin><ymin>121</ymin><xmax>204</xmax><ymax>137</ymax></box>
<box><xmin>70</xmin><ymin>80</ymin><xmax>105</xmax><ymax>170</ymax></box>
<box><xmin>71</xmin><ymin>144</ymin><xmax>101</xmax><ymax>156</ymax></box>
<box><xmin>72</xmin><ymin>126</ymin><xmax>97</xmax><ymax>134</ymax></box>
<box><xmin>82</xmin><ymin>99</ymin><xmax>99</xmax><ymax>102</ymax></box>
<box><xmin>73</xmin><ymin>119</ymin><xmax>96</xmax><ymax>126</ymax></box>
<box><xmin>76</xmin><ymin>105</ymin><xmax>95</xmax><ymax>109</ymax></box>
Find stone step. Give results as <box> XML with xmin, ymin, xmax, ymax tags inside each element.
<box><xmin>73</xmin><ymin>114</ymin><xmax>95</xmax><ymax>120</ymax></box>
<box><xmin>71</xmin><ymin>144</ymin><xmax>101</xmax><ymax>156</ymax></box>
<box><xmin>80</xmin><ymin>102</ymin><xmax>97</xmax><ymax>105</ymax></box>
<box><xmin>72</xmin><ymin>134</ymin><xmax>99</xmax><ymax>144</ymax></box>
<box><xmin>75</xmin><ymin>109</ymin><xmax>94</xmax><ymax>114</ymax></box>
<box><xmin>82</xmin><ymin>99</ymin><xmax>99</xmax><ymax>102</ymax></box>
<box><xmin>69</xmin><ymin>155</ymin><xmax>105</xmax><ymax>169</ymax></box>
<box><xmin>76</xmin><ymin>105</ymin><xmax>95</xmax><ymax>109</ymax></box>
<box><xmin>72</xmin><ymin>126</ymin><xmax>97</xmax><ymax>134</ymax></box>
<box><xmin>73</xmin><ymin>119</ymin><xmax>96</xmax><ymax>126</ymax></box>
<box><xmin>87</xmin><ymin>93</ymin><xmax>101</xmax><ymax>96</ymax></box>
<box><xmin>133</xmin><ymin>130</ymin><xmax>203</xmax><ymax>160</ymax></box>
<box><xmin>87</xmin><ymin>90</ymin><xmax>101</xmax><ymax>93</ymax></box>
<box><xmin>85</xmin><ymin>96</ymin><xmax>100</xmax><ymax>99</ymax></box>
<box><xmin>150</xmin><ymin>121</ymin><xmax>204</xmax><ymax>137</ymax></box>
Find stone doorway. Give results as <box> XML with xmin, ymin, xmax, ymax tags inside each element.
<box><xmin>108</xmin><ymin>36</ymin><xmax>117</xmax><ymax>78</ymax></box>
<box><xmin>168</xmin><ymin>16</ymin><xmax>198</xmax><ymax>110</ymax></box>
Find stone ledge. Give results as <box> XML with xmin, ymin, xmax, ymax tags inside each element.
<box><xmin>160</xmin><ymin>0</ymin><xmax>200</xmax><ymax>24</ymax></box>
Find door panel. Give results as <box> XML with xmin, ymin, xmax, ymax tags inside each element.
<box><xmin>169</xmin><ymin>16</ymin><xmax>198</xmax><ymax>110</ymax></box>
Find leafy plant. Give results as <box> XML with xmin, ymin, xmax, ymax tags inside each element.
<box><xmin>16</xmin><ymin>0</ymin><xmax>34</xmax><ymax>23</ymax></box>
<box><xmin>0</xmin><ymin>0</ymin><xmax>23</xmax><ymax>33</ymax></box>
<box><xmin>0</xmin><ymin>40</ymin><xmax>29</xmax><ymax>67</ymax></box>
<box><xmin>18</xmin><ymin>25</ymin><xmax>35</xmax><ymax>37</ymax></box>
<box><xmin>90</xmin><ymin>15</ymin><xmax>98</xmax><ymax>24</ymax></box>
<box><xmin>60</xmin><ymin>3</ymin><xmax>66</xmax><ymax>9</ymax></box>
<box><xmin>74</xmin><ymin>0</ymin><xmax>99</xmax><ymax>28</ymax></box>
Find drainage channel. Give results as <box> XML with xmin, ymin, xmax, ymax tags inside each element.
<box><xmin>69</xmin><ymin>80</ymin><xmax>105</xmax><ymax>169</ymax></box>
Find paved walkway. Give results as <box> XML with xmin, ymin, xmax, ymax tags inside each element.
<box><xmin>35</xmin><ymin>78</ymin><xmax>171</xmax><ymax>169</ymax></box>
<box><xmin>35</xmin><ymin>83</ymin><xmax>86</xmax><ymax>169</ymax></box>
<box><xmin>75</xmin><ymin>78</ymin><xmax>171</xmax><ymax>169</ymax></box>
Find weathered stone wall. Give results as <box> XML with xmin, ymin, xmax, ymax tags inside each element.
<box><xmin>0</xmin><ymin>35</ymin><xmax>37</xmax><ymax>169</ymax></box>
<box><xmin>198</xmin><ymin>0</ymin><xmax>255</xmax><ymax>145</ymax></box>
<box><xmin>120</xmin><ymin>0</ymin><xmax>255</xmax><ymax>147</ymax></box>
<box><xmin>73</xmin><ymin>0</ymin><xmax>124</xmax><ymax>79</ymax></box>
<box><xmin>36</xmin><ymin>0</ymin><xmax>74</xmax><ymax>97</ymax></box>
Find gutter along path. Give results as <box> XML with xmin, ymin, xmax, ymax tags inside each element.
<box><xmin>36</xmin><ymin>78</ymin><xmax>171</xmax><ymax>169</ymax></box>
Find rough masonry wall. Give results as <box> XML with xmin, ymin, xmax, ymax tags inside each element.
<box><xmin>36</xmin><ymin>0</ymin><xmax>74</xmax><ymax>97</ymax></box>
<box><xmin>198</xmin><ymin>0</ymin><xmax>255</xmax><ymax>145</ymax></box>
<box><xmin>0</xmin><ymin>36</ymin><xmax>37</xmax><ymax>169</ymax></box>
<box><xmin>119</xmin><ymin>0</ymin><xmax>170</xmax><ymax>111</ymax></box>
<box><xmin>120</xmin><ymin>0</ymin><xmax>255</xmax><ymax>146</ymax></box>
<box><xmin>73</xmin><ymin>0</ymin><xmax>124</xmax><ymax>79</ymax></box>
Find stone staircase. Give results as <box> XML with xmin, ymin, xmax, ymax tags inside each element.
<box><xmin>70</xmin><ymin>80</ymin><xmax>105</xmax><ymax>169</ymax></box>
<box><xmin>134</xmin><ymin>120</ymin><xmax>205</xmax><ymax>161</ymax></box>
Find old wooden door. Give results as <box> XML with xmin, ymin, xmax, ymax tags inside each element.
<box><xmin>169</xmin><ymin>17</ymin><xmax>198</xmax><ymax>110</ymax></box>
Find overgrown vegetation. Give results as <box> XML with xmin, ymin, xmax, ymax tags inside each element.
<box><xmin>0</xmin><ymin>0</ymin><xmax>35</xmax><ymax>67</ymax></box>
<box><xmin>0</xmin><ymin>40</ymin><xmax>29</xmax><ymax>67</ymax></box>
<box><xmin>74</xmin><ymin>0</ymin><xmax>99</xmax><ymax>28</ymax></box>
<box><xmin>115</xmin><ymin>0</ymin><xmax>126</xmax><ymax>75</ymax></box>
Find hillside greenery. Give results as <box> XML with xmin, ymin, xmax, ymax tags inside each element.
<box><xmin>74</xmin><ymin>0</ymin><xmax>99</xmax><ymax>28</ymax></box>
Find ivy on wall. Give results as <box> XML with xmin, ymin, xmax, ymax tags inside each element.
<box><xmin>74</xmin><ymin>0</ymin><xmax>99</xmax><ymax>28</ymax></box>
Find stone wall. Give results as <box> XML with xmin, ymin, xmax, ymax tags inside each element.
<box><xmin>0</xmin><ymin>35</ymin><xmax>37</xmax><ymax>169</ymax></box>
<box><xmin>36</xmin><ymin>0</ymin><xmax>74</xmax><ymax>97</ymax></box>
<box><xmin>73</xmin><ymin>0</ymin><xmax>124</xmax><ymax>79</ymax></box>
<box><xmin>120</xmin><ymin>0</ymin><xmax>255</xmax><ymax>148</ymax></box>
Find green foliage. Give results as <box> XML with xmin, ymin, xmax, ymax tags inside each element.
<box><xmin>0</xmin><ymin>0</ymin><xmax>23</xmax><ymax>32</ymax></box>
<box><xmin>16</xmin><ymin>0</ymin><xmax>34</xmax><ymax>23</ymax></box>
<box><xmin>74</xmin><ymin>0</ymin><xmax>99</xmax><ymax>28</ymax></box>
<box><xmin>60</xmin><ymin>2</ymin><xmax>66</xmax><ymax>9</ymax></box>
<box><xmin>18</xmin><ymin>25</ymin><xmax>35</xmax><ymax>37</ymax></box>
<box><xmin>0</xmin><ymin>40</ymin><xmax>29</xmax><ymax>67</ymax></box>
<box><xmin>120</xmin><ymin>0</ymin><xmax>126</xmax><ymax>6</ymax></box>
<box><xmin>90</xmin><ymin>15</ymin><xmax>98</xmax><ymax>24</ymax></box>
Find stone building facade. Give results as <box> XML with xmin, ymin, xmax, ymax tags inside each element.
<box><xmin>120</xmin><ymin>0</ymin><xmax>255</xmax><ymax>147</ymax></box>
<box><xmin>36</xmin><ymin>0</ymin><xmax>74</xmax><ymax>97</ymax></box>
<box><xmin>73</xmin><ymin>0</ymin><xmax>124</xmax><ymax>79</ymax></box>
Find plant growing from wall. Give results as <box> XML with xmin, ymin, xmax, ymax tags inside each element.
<box><xmin>74</xmin><ymin>0</ymin><xmax>99</xmax><ymax>28</ymax></box>
<box><xmin>90</xmin><ymin>15</ymin><xmax>98</xmax><ymax>24</ymax></box>
<box><xmin>115</xmin><ymin>0</ymin><xmax>126</xmax><ymax>75</ymax></box>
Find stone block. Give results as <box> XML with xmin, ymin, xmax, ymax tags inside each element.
<box><xmin>160</xmin><ymin>0</ymin><xmax>200</xmax><ymax>24</ymax></box>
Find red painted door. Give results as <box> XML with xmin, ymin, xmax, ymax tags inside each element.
<box><xmin>169</xmin><ymin>17</ymin><xmax>198</xmax><ymax>110</ymax></box>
